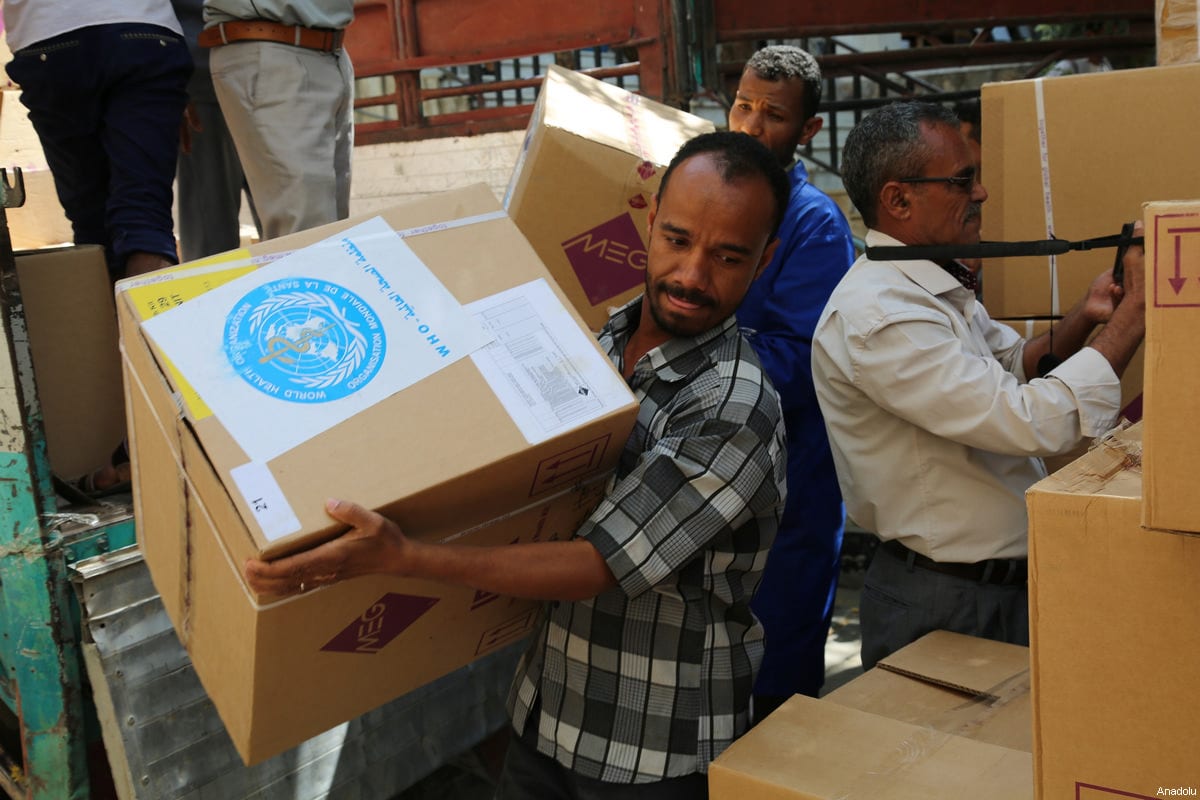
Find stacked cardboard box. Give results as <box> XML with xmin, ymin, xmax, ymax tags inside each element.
<box><xmin>1142</xmin><ymin>198</ymin><xmax>1200</xmax><ymax>533</ymax></box>
<box><xmin>504</xmin><ymin>65</ymin><xmax>714</xmax><ymax>330</ymax></box>
<box><xmin>980</xmin><ymin>63</ymin><xmax>1200</xmax><ymax>318</ymax></box>
<box><xmin>118</xmin><ymin>184</ymin><xmax>640</xmax><ymax>763</ymax></box>
<box><xmin>708</xmin><ymin>632</ymin><xmax>1033</xmax><ymax>799</ymax></box>
<box><xmin>1027</xmin><ymin>421</ymin><xmax>1199</xmax><ymax>799</ymax></box>
<box><xmin>13</xmin><ymin>246</ymin><xmax>125</xmax><ymax>480</ymax></box>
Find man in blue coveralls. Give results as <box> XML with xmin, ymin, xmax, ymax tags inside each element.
<box><xmin>727</xmin><ymin>44</ymin><xmax>857</xmax><ymax>719</ymax></box>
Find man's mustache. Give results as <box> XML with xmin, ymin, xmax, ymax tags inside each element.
<box><xmin>659</xmin><ymin>282</ymin><xmax>716</xmax><ymax>308</ymax></box>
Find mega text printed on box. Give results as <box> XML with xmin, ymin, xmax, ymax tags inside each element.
<box><xmin>142</xmin><ymin>217</ymin><xmax>495</xmax><ymax>464</ymax></box>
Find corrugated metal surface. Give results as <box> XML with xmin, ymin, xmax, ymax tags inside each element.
<box><xmin>72</xmin><ymin>546</ymin><xmax>523</xmax><ymax>799</ymax></box>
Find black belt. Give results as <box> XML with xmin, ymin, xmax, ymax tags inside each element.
<box><xmin>881</xmin><ymin>539</ymin><xmax>1027</xmax><ymax>586</ymax></box>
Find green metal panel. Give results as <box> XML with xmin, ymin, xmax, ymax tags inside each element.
<box><xmin>0</xmin><ymin>242</ymin><xmax>91</xmax><ymax>796</ymax></box>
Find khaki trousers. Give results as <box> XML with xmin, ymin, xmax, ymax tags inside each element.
<box><xmin>210</xmin><ymin>40</ymin><xmax>353</xmax><ymax>240</ymax></box>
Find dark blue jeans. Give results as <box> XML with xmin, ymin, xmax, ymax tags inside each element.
<box><xmin>7</xmin><ymin>23</ymin><xmax>192</xmax><ymax>276</ymax></box>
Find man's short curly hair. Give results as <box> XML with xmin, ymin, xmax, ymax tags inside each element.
<box><xmin>744</xmin><ymin>45</ymin><xmax>823</xmax><ymax>121</ymax></box>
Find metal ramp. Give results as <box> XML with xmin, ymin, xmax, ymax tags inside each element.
<box><xmin>73</xmin><ymin>545</ymin><xmax>521</xmax><ymax>799</ymax></box>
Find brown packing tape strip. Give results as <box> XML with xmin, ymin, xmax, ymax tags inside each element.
<box><xmin>622</xmin><ymin>94</ymin><xmax>649</xmax><ymax>163</ymax></box>
<box><xmin>121</xmin><ymin>339</ymin><xmax>194</xmax><ymax>643</ymax></box>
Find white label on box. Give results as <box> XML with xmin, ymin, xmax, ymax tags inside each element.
<box><xmin>230</xmin><ymin>461</ymin><xmax>302</xmax><ymax>541</ymax></box>
<box><xmin>467</xmin><ymin>279</ymin><xmax>632</xmax><ymax>444</ymax></box>
<box><xmin>142</xmin><ymin>217</ymin><xmax>495</xmax><ymax>462</ymax></box>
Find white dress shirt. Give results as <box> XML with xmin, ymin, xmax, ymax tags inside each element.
<box><xmin>812</xmin><ymin>230</ymin><xmax>1121</xmax><ymax>562</ymax></box>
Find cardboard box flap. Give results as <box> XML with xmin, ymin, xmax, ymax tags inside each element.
<box><xmin>540</xmin><ymin>65</ymin><xmax>711</xmax><ymax>164</ymax></box>
<box><xmin>15</xmin><ymin>245</ymin><xmax>126</xmax><ymax>479</ymax></box>
<box><xmin>709</xmin><ymin>695</ymin><xmax>1032</xmax><ymax>799</ymax></box>
<box><xmin>823</xmin><ymin>663</ymin><xmax>1033</xmax><ymax>754</ymax></box>
<box><xmin>876</xmin><ymin>630</ymin><xmax>1029</xmax><ymax>699</ymax></box>
<box><xmin>1031</xmin><ymin>421</ymin><xmax>1142</xmax><ymax>499</ymax></box>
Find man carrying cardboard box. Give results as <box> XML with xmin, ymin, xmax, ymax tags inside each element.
<box><xmin>726</xmin><ymin>44</ymin><xmax>856</xmax><ymax>716</ymax></box>
<box><xmin>244</xmin><ymin>131</ymin><xmax>789</xmax><ymax>798</ymax></box>
<box><xmin>812</xmin><ymin>101</ymin><xmax>1146</xmax><ymax>669</ymax></box>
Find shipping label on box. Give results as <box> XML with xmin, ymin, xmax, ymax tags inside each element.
<box><xmin>1027</xmin><ymin>422</ymin><xmax>1200</xmax><ymax>800</ymax></box>
<box><xmin>1142</xmin><ymin>199</ymin><xmax>1200</xmax><ymax>533</ymax></box>
<box><xmin>118</xmin><ymin>184</ymin><xmax>640</xmax><ymax>763</ymax></box>
<box><xmin>505</xmin><ymin>65</ymin><xmax>713</xmax><ymax>330</ymax></box>
<box><xmin>980</xmin><ymin>64</ymin><xmax>1200</xmax><ymax>318</ymax></box>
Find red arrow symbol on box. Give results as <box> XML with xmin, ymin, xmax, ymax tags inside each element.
<box><xmin>541</xmin><ymin>451</ymin><xmax>593</xmax><ymax>485</ymax></box>
<box><xmin>1166</xmin><ymin>226</ymin><xmax>1200</xmax><ymax>294</ymax></box>
<box><xmin>1169</xmin><ymin>236</ymin><xmax>1187</xmax><ymax>294</ymax></box>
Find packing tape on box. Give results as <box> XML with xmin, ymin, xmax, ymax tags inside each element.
<box><xmin>1156</xmin><ymin>0</ymin><xmax>1200</xmax><ymax>65</ymax></box>
<box><xmin>623</xmin><ymin>94</ymin><xmax>649</xmax><ymax>162</ymax></box>
<box><xmin>1034</xmin><ymin>78</ymin><xmax>1062</xmax><ymax>316</ymax></box>
<box><xmin>392</xmin><ymin>209</ymin><xmax>508</xmax><ymax>239</ymax></box>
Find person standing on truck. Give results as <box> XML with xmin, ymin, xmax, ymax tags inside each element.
<box><xmin>726</xmin><ymin>44</ymin><xmax>857</xmax><ymax>719</ymax></box>
<box><xmin>172</xmin><ymin>0</ymin><xmax>259</xmax><ymax>261</ymax></box>
<box><xmin>244</xmin><ymin>131</ymin><xmax>790</xmax><ymax>799</ymax></box>
<box><xmin>3</xmin><ymin>0</ymin><xmax>192</xmax><ymax>279</ymax></box>
<box><xmin>200</xmin><ymin>0</ymin><xmax>354</xmax><ymax>239</ymax></box>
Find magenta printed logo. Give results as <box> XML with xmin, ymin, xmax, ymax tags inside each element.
<box><xmin>637</xmin><ymin>161</ymin><xmax>657</xmax><ymax>180</ymax></box>
<box><xmin>321</xmin><ymin>593</ymin><xmax>439</xmax><ymax>654</ymax></box>
<box><xmin>561</xmin><ymin>213</ymin><xmax>648</xmax><ymax>305</ymax></box>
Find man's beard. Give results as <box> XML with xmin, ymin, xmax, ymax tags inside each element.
<box><xmin>645</xmin><ymin>275</ymin><xmax>717</xmax><ymax>337</ymax></box>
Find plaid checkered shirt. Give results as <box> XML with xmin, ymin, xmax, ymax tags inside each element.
<box><xmin>507</xmin><ymin>297</ymin><xmax>787</xmax><ymax>782</ymax></box>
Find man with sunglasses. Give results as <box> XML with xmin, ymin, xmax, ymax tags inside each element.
<box><xmin>812</xmin><ymin>101</ymin><xmax>1146</xmax><ymax>667</ymax></box>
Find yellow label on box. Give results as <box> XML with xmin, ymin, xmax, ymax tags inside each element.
<box><xmin>124</xmin><ymin>251</ymin><xmax>259</xmax><ymax>419</ymax></box>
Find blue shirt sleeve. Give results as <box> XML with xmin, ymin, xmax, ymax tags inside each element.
<box><xmin>739</xmin><ymin>181</ymin><xmax>856</xmax><ymax>416</ymax></box>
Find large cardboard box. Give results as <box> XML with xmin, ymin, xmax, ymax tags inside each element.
<box><xmin>980</xmin><ymin>64</ymin><xmax>1200</xmax><ymax>318</ymax></box>
<box><xmin>709</xmin><ymin>631</ymin><xmax>1033</xmax><ymax>799</ymax></box>
<box><xmin>15</xmin><ymin>245</ymin><xmax>125</xmax><ymax>480</ymax></box>
<box><xmin>1027</xmin><ymin>422</ymin><xmax>1200</xmax><ymax>799</ymax></box>
<box><xmin>1143</xmin><ymin>199</ymin><xmax>1200</xmax><ymax>533</ymax></box>
<box><xmin>1158</xmin><ymin>0</ymin><xmax>1200</xmax><ymax>66</ymax></box>
<box><xmin>1</xmin><ymin>90</ymin><xmax>73</xmax><ymax>249</ymax></box>
<box><xmin>504</xmin><ymin>65</ymin><xmax>714</xmax><ymax>330</ymax></box>
<box><xmin>118</xmin><ymin>184</ymin><xmax>640</xmax><ymax>763</ymax></box>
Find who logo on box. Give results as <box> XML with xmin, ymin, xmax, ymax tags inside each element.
<box><xmin>224</xmin><ymin>277</ymin><xmax>387</xmax><ymax>404</ymax></box>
